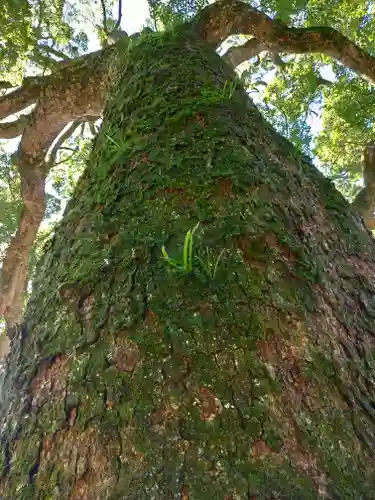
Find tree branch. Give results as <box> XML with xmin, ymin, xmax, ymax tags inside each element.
<box><xmin>57</xmin><ymin>146</ymin><xmax>78</xmax><ymax>152</ymax></box>
<box><xmin>114</xmin><ymin>0</ymin><xmax>123</xmax><ymax>30</ymax></box>
<box><xmin>196</xmin><ymin>0</ymin><xmax>375</xmax><ymax>84</ymax></box>
<box><xmin>0</xmin><ymin>82</ymin><xmax>41</xmax><ymax>122</ymax></box>
<box><xmin>269</xmin><ymin>52</ymin><xmax>287</xmax><ymax>68</ymax></box>
<box><xmin>223</xmin><ymin>37</ymin><xmax>267</xmax><ymax>67</ymax></box>
<box><xmin>351</xmin><ymin>145</ymin><xmax>375</xmax><ymax>230</ymax></box>
<box><xmin>0</xmin><ymin>46</ymin><xmax>118</xmax><ymax>343</ymax></box>
<box><xmin>0</xmin><ymin>119</ymin><xmax>82</xmax><ymax>335</ymax></box>
<box><xmin>0</xmin><ymin>168</ymin><xmax>47</xmax><ymax>329</ymax></box>
<box><xmin>16</xmin><ymin>48</ymin><xmax>115</xmax><ymax>174</ymax></box>
<box><xmin>270</xmin><ymin>53</ymin><xmax>333</xmax><ymax>86</ymax></box>
<box><xmin>46</xmin><ymin>121</ymin><xmax>83</xmax><ymax>167</ymax></box>
<box><xmin>0</xmin><ymin>116</ymin><xmax>30</xmax><ymax>139</ymax></box>
<box><xmin>316</xmin><ymin>76</ymin><xmax>333</xmax><ymax>87</ymax></box>
<box><xmin>100</xmin><ymin>0</ymin><xmax>109</xmax><ymax>33</ymax></box>
<box><xmin>29</xmin><ymin>51</ymin><xmax>61</xmax><ymax>70</ymax></box>
<box><xmin>0</xmin><ymin>81</ymin><xmax>14</xmax><ymax>91</ymax></box>
<box><xmin>0</xmin><ymin>45</ymin><xmax>114</xmax><ymax>124</ymax></box>
<box><xmin>37</xmin><ymin>45</ymin><xmax>72</xmax><ymax>61</ymax></box>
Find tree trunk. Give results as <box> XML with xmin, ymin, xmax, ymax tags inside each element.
<box><xmin>1</xmin><ymin>26</ymin><xmax>375</xmax><ymax>499</ymax></box>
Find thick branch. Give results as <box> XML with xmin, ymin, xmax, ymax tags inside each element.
<box><xmin>0</xmin><ymin>45</ymin><xmax>114</xmax><ymax>124</ymax></box>
<box><xmin>16</xmin><ymin>46</ymin><xmax>116</xmax><ymax>172</ymax></box>
<box><xmin>351</xmin><ymin>145</ymin><xmax>375</xmax><ymax>230</ymax></box>
<box><xmin>0</xmin><ymin>116</ymin><xmax>29</xmax><ymax>139</ymax></box>
<box><xmin>196</xmin><ymin>0</ymin><xmax>375</xmax><ymax>84</ymax></box>
<box><xmin>223</xmin><ymin>38</ymin><xmax>267</xmax><ymax>67</ymax></box>
<box><xmin>0</xmin><ymin>83</ymin><xmax>41</xmax><ymax>122</ymax></box>
<box><xmin>0</xmin><ymin>81</ymin><xmax>14</xmax><ymax>91</ymax></box>
<box><xmin>0</xmin><ymin>119</ymin><xmax>85</xmax><ymax>336</ymax></box>
<box><xmin>0</xmin><ymin>45</ymin><xmax>120</xmax><ymax>345</ymax></box>
<box><xmin>0</xmin><ymin>170</ymin><xmax>47</xmax><ymax>329</ymax></box>
<box><xmin>46</xmin><ymin>121</ymin><xmax>83</xmax><ymax>167</ymax></box>
<box><xmin>0</xmin><ymin>120</ymin><xmax>79</xmax><ymax>336</ymax></box>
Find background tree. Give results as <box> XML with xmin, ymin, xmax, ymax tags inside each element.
<box><xmin>1</xmin><ymin>0</ymin><xmax>375</xmax><ymax>497</ymax></box>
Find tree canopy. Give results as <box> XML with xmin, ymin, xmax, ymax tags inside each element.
<box><xmin>1</xmin><ymin>0</ymin><xmax>375</xmax><ymax>349</ymax></box>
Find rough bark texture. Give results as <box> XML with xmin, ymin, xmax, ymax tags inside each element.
<box><xmin>4</xmin><ymin>0</ymin><xmax>375</xmax><ymax>339</ymax></box>
<box><xmin>1</xmin><ymin>27</ymin><xmax>375</xmax><ymax>499</ymax></box>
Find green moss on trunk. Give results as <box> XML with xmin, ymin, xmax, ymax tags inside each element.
<box><xmin>1</xmin><ymin>26</ymin><xmax>375</xmax><ymax>499</ymax></box>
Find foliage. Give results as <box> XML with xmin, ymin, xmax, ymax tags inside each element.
<box><xmin>147</xmin><ymin>0</ymin><xmax>210</xmax><ymax>30</ymax></box>
<box><xmin>62</xmin><ymin>0</ymin><xmax>115</xmax><ymax>54</ymax></box>
<box><xmin>252</xmin><ymin>56</ymin><xmax>321</xmax><ymax>156</ymax></box>
<box><xmin>0</xmin><ymin>149</ymin><xmax>21</xmax><ymax>259</ymax></box>
<box><xmin>0</xmin><ymin>0</ymin><xmax>76</xmax><ymax>82</ymax></box>
<box><xmin>0</xmin><ymin>0</ymin><xmax>116</xmax><ymax>83</ymax></box>
<box><xmin>249</xmin><ymin>0</ymin><xmax>375</xmax><ymax>200</ymax></box>
<box><xmin>0</xmin><ymin>0</ymin><xmax>34</xmax><ymax>83</ymax></box>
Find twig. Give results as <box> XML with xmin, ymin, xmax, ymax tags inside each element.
<box><xmin>114</xmin><ymin>0</ymin><xmax>123</xmax><ymax>29</ymax></box>
<box><xmin>100</xmin><ymin>0</ymin><xmax>108</xmax><ymax>33</ymax></box>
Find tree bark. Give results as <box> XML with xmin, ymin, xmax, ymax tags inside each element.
<box><xmin>1</xmin><ymin>26</ymin><xmax>375</xmax><ymax>499</ymax></box>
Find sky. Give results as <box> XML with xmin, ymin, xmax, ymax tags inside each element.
<box><xmin>117</xmin><ymin>0</ymin><xmax>150</xmax><ymax>34</ymax></box>
<box><xmin>85</xmin><ymin>0</ymin><xmax>151</xmax><ymax>52</ymax></box>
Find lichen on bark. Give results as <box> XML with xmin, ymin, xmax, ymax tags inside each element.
<box><xmin>1</xmin><ymin>26</ymin><xmax>375</xmax><ymax>499</ymax></box>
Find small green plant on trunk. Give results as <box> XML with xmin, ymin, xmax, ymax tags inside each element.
<box><xmin>161</xmin><ymin>222</ymin><xmax>200</xmax><ymax>273</ymax></box>
<box><xmin>197</xmin><ymin>246</ymin><xmax>226</xmax><ymax>279</ymax></box>
<box><xmin>161</xmin><ymin>222</ymin><xmax>226</xmax><ymax>278</ymax></box>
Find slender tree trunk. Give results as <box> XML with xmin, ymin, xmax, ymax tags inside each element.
<box><xmin>1</xmin><ymin>26</ymin><xmax>375</xmax><ymax>499</ymax></box>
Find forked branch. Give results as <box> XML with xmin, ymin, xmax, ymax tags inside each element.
<box><xmin>195</xmin><ymin>0</ymin><xmax>375</xmax><ymax>84</ymax></box>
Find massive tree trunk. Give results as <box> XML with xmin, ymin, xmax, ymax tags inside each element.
<box><xmin>1</xmin><ymin>26</ymin><xmax>375</xmax><ymax>499</ymax></box>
